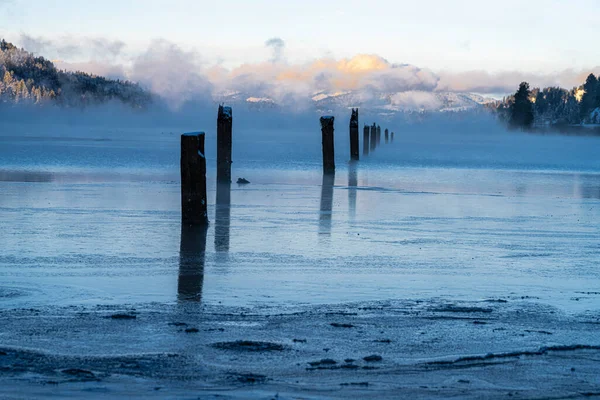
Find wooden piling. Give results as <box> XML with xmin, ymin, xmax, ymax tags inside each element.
<box><xmin>391</xmin><ymin>131</ymin><xmax>395</xmax><ymax>142</ymax></box>
<box><xmin>349</xmin><ymin>108</ymin><xmax>359</xmax><ymax>161</ymax></box>
<box><xmin>181</xmin><ymin>132</ymin><xmax>209</xmax><ymax>226</ymax></box>
<box><xmin>217</xmin><ymin>105</ymin><xmax>233</xmax><ymax>184</ymax></box>
<box><xmin>377</xmin><ymin>125</ymin><xmax>381</xmax><ymax>145</ymax></box>
<box><xmin>320</xmin><ymin>116</ymin><xmax>335</xmax><ymax>174</ymax></box>
<box><xmin>385</xmin><ymin>128</ymin><xmax>389</xmax><ymax>144</ymax></box>
<box><xmin>370</xmin><ymin>123</ymin><xmax>377</xmax><ymax>151</ymax></box>
<box><xmin>363</xmin><ymin>124</ymin><xmax>370</xmax><ymax>156</ymax></box>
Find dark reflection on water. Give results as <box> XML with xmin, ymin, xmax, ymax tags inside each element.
<box><xmin>215</xmin><ymin>183</ymin><xmax>231</xmax><ymax>253</ymax></box>
<box><xmin>0</xmin><ymin>170</ymin><xmax>53</xmax><ymax>182</ymax></box>
<box><xmin>178</xmin><ymin>224</ymin><xmax>208</xmax><ymax>302</ymax></box>
<box><xmin>348</xmin><ymin>162</ymin><xmax>358</xmax><ymax>218</ymax></box>
<box><xmin>319</xmin><ymin>173</ymin><xmax>335</xmax><ymax>235</ymax></box>
<box><xmin>581</xmin><ymin>185</ymin><xmax>600</xmax><ymax>199</ymax></box>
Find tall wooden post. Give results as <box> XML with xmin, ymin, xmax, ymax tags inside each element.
<box><xmin>363</xmin><ymin>124</ymin><xmax>370</xmax><ymax>156</ymax></box>
<box><xmin>321</xmin><ymin>116</ymin><xmax>335</xmax><ymax>174</ymax></box>
<box><xmin>181</xmin><ymin>132</ymin><xmax>209</xmax><ymax>226</ymax></box>
<box><xmin>370</xmin><ymin>123</ymin><xmax>377</xmax><ymax>151</ymax></box>
<box><xmin>385</xmin><ymin>128</ymin><xmax>389</xmax><ymax>144</ymax></box>
<box><xmin>349</xmin><ymin>108</ymin><xmax>359</xmax><ymax>161</ymax></box>
<box><xmin>217</xmin><ymin>105</ymin><xmax>233</xmax><ymax>184</ymax></box>
<box><xmin>391</xmin><ymin>131</ymin><xmax>395</xmax><ymax>142</ymax></box>
<box><xmin>377</xmin><ymin>125</ymin><xmax>381</xmax><ymax>145</ymax></box>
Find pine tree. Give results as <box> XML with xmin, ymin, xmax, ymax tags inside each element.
<box><xmin>580</xmin><ymin>73</ymin><xmax>598</xmax><ymax>122</ymax></box>
<box><xmin>509</xmin><ymin>82</ymin><xmax>534</xmax><ymax>129</ymax></box>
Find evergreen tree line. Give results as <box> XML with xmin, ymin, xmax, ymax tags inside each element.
<box><xmin>493</xmin><ymin>73</ymin><xmax>600</xmax><ymax>129</ymax></box>
<box><xmin>0</xmin><ymin>39</ymin><xmax>152</xmax><ymax>108</ymax></box>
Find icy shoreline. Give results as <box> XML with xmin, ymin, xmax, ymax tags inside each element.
<box><xmin>1</xmin><ymin>298</ymin><xmax>599</xmax><ymax>398</ymax></box>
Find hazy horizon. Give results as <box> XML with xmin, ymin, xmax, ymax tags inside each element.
<box><xmin>2</xmin><ymin>0</ymin><xmax>600</xmax><ymax>106</ymax></box>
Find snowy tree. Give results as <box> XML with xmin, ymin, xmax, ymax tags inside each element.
<box><xmin>509</xmin><ymin>82</ymin><xmax>534</xmax><ymax>129</ymax></box>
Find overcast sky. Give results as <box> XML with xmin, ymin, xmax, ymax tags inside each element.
<box><xmin>1</xmin><ymin>0</ymin><xmax>598</xmax><ymax>73</ymax></box>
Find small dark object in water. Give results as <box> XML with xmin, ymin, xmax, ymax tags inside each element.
<box><xmin>374</xmin><ymin>339</ymin><xmax>392</xmax><ymax>343</ymax></box>
<box><xmin>344</xmin><ymin>358</ymin><xmax>355</xmax><ymax>363</ymax></box>
<box><xmin>237</xmin><ymin>178</ymin><xmax>250</xmax><ymax>184</ymax></box>
<box><xmin>308</xmin><ymin>359</ymin><xmax>337</xmax><ymax>367</ymax></box>
<box><xmin>293</xmin><ymin>338</ymin><xmax>307</xmax><ymax>343</ymax></box>
<box><xmin>331</xmin><ymin>323</ymin><xmax>354</xmax><ymax>328</ymax></box>
<box><xmin>212</xmin><ymin>341</ymin><xmax>285</xmax><ymax>352</ymax></box>
<box><xmin>0</xmin><ymin>351</ymin><xmax>6</xmax><ymax>356</ymax></box>
<box><xmin>168</xmin><ymin>322</ymin><xmax>187</xmax><ymax>327</ymax></box>
<box><xmin>363</xmin><ymin>355</ymin><xmax>383</xmax><ymax>362</ymax></box>
<box><xmin>341</xmin><ymin>382</ymin><xmax>369</xmax><ymax>387</ymax></box>
<box><xmin>185</xmin><ymin>328</ymin><xmax>199</xmax><ymax>333</ymax></box>
<box><xmin>232</xmin><ymin>373</ymin><xmax>268</xmax><ymax>384</ymax></box>
<box><xmin>62</xmin><ymin>369</ymin><xmax>96</xmax><ymax>379</ymax></box>
<box><xmin>473</xmin><ymin>321</ymin><xmax>488</xmax><ymax>325</ymax></box>
<box><xmin>430</xmin><ymin>305</ymin><xmax>493</xmax><ymax>313</ymax></box>
<box><xmin>108</xmin><ymin>314</ymin><xmax>136</xmax><ymax>320</ymax></box>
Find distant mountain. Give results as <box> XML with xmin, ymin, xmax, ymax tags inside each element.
<box><xmin>0</xmin><ymin>39</ymin><xmax>152</xmax><ymax>108</ymax></box>
<box><xmin>213</xmin><ymin>89</ymin><xmax>496</xmax><ymax>117</ymax></box>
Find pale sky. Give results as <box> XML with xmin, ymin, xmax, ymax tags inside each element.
<box><xmin>1</xmin><ymin>0</ymin><xmax>599</xmax><ymax>73</ymax></box>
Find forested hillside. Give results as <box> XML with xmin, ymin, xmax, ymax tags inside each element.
<box><xmin>0</xmin><ymin>39</ymin><xmax>152</xmax><ymax>108</ymax></box>
<box><xmin>493</xmin><ymin>74</ymin><xmax>600</xmax><ymax>129</ymax></box>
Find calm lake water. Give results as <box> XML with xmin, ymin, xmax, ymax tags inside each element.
<box><xmin>1</xmin><ymin>123</ymin><xmax>599</xmax><ymax>312</ymax></box>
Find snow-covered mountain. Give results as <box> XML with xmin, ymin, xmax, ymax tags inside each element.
<box><xmin>213</xmin><ymin>88</ymin><xmax>495</xmax><ymax>116</ymax></box>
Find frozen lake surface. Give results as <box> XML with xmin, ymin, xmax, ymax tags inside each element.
<box><xmin>1</xmin><ymin>123</ymin><xmax>599</xmax><ymax>398</ymax></box>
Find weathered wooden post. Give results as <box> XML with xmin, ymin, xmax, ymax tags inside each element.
<box><xmin>349</xmin><ymin>108</ymin><xmax>359</xmax><ymax>161</ymax></box>
<box><xmin>217</xmin><ymin>105</ymin><xmax>233</xmax><ymax>184</ymax></box>
<box><xmin>363</xmin><ymin>124</ymin><xmax>370</xmax><ymax>156</ymax></box>
<box><xmin>377</xmin><ymin>125</ymin><xmax>381</xmax><ymax>145</ymax></box>
<box><xmin>370</xmin><ymin>123</ymin><xmax>377</xmax><ymax>151</ymax></box>
<box><xmin>181</xmin><ymin>132</ymin><xmax>209</xmax><ymax>226</ymax></box>
<box><xmin>321</xmin><ymin>116</ymin><xmax>335</xmax><ymax>174</ymax></box>
<box><xmin>385</xmin><ymin>128</ymin><xmax>389</xmax><ymax>144</ymax></box>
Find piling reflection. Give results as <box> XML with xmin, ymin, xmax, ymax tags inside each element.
<box><xmin>348</xmin><ymin>162</ymin><xmax>358</xmax><ymax>218</ymax></box>
<box><xmin>319</xmin><ymin>173</ymin><xmax>335</xmax><ymax>235</ymax></box>
<box><xmin>178</xmin><ymin>224</ymin><xmax>208</xmax><ymax>302</ymax></box>
<box><xmin>215</xmin><ymin>183</ymin><xmax>231</xmax><ymax>253</ymax></box>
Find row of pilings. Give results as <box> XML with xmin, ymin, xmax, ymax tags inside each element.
<box><xmin>321</xmin><ymin>108</ymin><xmax>395</xmax><ymax>175</ymax></box>
<box><xmin>181</xmin><ymin>106</ymin><xmax>394</xmax><ymax>226</ymax></box>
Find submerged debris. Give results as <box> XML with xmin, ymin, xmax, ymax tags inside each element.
<box><xmin>308</xmin><ymin>359</ymin><xmax>337</xmax><ymax>367</ymax></box>
<box><xmin>363</xmin><ymin>355</ymin><xmax>383</xmax><ymax>362</ymax></box>
<box><xmin>237</xmin><ymin>178</ymin><xmax>250</xmax><ymax>184</ymax></box>
<box><xmin>107</xmin><ymin>314</ymin><xmax>136</xmax><ymax>320</ymax></box>
<box><xmin>429</xmin><ymin>305</ymin><xmax>493</xmax><ymax>313</ymax></box>
<box><xmin>229</xmin><ymin>373</ymin><xmax>268</xmax><ymax>384</ymax></box>
<box><xmin>61</xmin><ymin>369</ymin><xmax>96</xmax><ymax>380</ymax></box>
<box><xmin>330</xmin><ymin>323</ymin><xmax>354</xmax><ymax>328</ymax></box>
<box><xmin>212</xmin><ymin>341</ymin><xmax>285</xmax><ymax>352</ymax></box>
